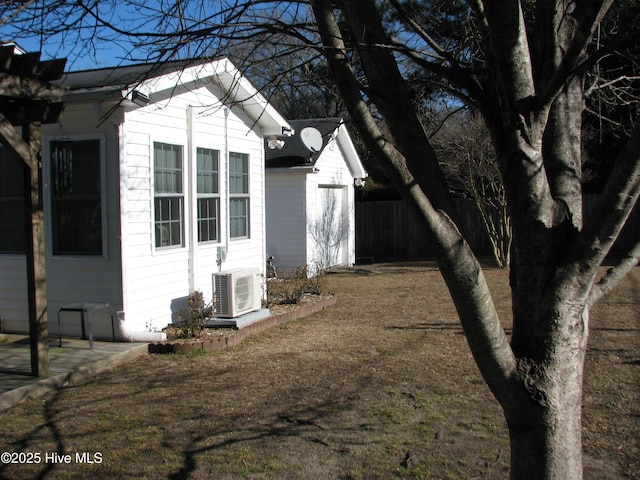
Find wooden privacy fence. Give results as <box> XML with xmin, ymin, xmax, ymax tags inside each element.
<box><xmin>355</xmin><ymin>196</ymin><xmax>639</xmax><ymax>263</ymax></box>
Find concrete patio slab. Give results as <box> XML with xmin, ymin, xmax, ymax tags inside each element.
<box><xmin>0</xmin><ymin>335</ymin><xmax>147</xmax><ymax>412</ymax></box>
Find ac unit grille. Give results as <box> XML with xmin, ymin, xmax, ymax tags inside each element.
<box><xmin>214</xmin><ymin>274</ymin><xmax>232</xmax><ymax>316</ymax></box>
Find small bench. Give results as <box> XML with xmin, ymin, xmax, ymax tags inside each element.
<box><xmin>57</xmin><ymin>303</ymin><xmax>115</xmax><ymax>349</ymax></box>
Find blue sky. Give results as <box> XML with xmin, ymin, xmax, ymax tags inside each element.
<box><xmin>12</xmin><ymin>36</ymin><xmax>130</xmax><ymax>70</ymax></box>
<box><xmin>2</xmin><ymin>1</ymin><xmax>311</xmax><ymax>71</ymax></box>
<box><xmin>2</xmin><ymin>1</ymin><xmax>183</xmax><ymax>70</ymax></box>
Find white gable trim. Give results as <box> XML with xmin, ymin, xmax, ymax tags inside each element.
<box><xmin>335</xmin><ymin>123</ymin><xmax>367</xmax><ymax>179</ymax></box>
<box><xmin>127</xmin><ymin>58</ymin><xmax>291</xmax><ymax>139</ymax></box>
<box><xmin>64</xmin><ymin>58</ymin><xmax>292</xmax><ymax>139</ymax></box>
<box><xmin>122</xmin><ymin>59</ymin><xmax>291</xmax><ymax>138</ymax></box>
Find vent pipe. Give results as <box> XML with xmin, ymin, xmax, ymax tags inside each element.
<box><xmin>117</xmin><ymin>311</ymin><xmax>166</xmax><ymax>342</ymax></box>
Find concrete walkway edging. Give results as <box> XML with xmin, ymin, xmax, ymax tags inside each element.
<box><xmin>0</xmin><ymin>344</ymin><xmax>148</xmax><ymax>412</ymax></box>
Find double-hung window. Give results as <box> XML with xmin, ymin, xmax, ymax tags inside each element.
<box><xmin>196</xmin><ymin>147</ymin><xmax>220</xmax><ymax>243</ymax></box>
<box><xmin>154</xmin><ymin>142</ymin><xmax>184</xmax><ymax>248</ymax></box>
<box><xmin>229</xmin><ymin>152</ymin><xmax>250</xmax><ymax>239</ymax></box>
<box><xmin>50</xmin><ymin>139</ymin><xmax>103</xmax><ymax>255</ymax></box>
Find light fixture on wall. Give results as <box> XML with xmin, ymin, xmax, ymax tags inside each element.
<box><xmin>267</xmin><ymin>137</ymin><xmax>285</xmax><ymax>150</ymax></box>
<box><xmin>131</xmin><ymin>90</ymin><xmax>150</xmax><ymax>106</ymax></box>
<box><xmin>281</xmin><ymin>126</ymin><xmax>294</xmax><ymax>136</ymax></box>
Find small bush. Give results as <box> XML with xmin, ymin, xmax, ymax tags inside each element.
<box><xmin>267</xmin><ymin>265</ymin><xmax>327</xmax><ymax>306</ymax></box>
<box><xmin>176</xmin><ymin>291</ymin><xmax>212</xmax><ymax>338</ymax></box>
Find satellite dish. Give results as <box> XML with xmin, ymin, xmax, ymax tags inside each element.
<box><xmin>300</xmin><ymin>127</ymin><xmax>323</xmax><ymax>153</ymax></box>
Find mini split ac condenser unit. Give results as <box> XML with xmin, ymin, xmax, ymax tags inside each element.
<box><xmin>212</xmin><ymin>268</ymin><xmax>262</xmax><ymax>318</ymax></box>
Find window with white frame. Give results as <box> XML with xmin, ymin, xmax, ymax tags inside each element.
<box><xmin>229</xmin><ymin>152</ymin><xmax>249</xmax><ymax>239</ymax></box>
<box><xmin>196</xmin><ymin>147</ymin><xmax>220</xmax><ymax>243</ymax></box>
<box><xmin>50</xmin><ymin>139</ymin><xmax>103</xmax><ymax>255</ymax></box>
<box><xmin>0</xmin><ymin>147</ymin><xmax>26</xmax><ymax>253</ymax></box>
<box><xmin>154</xmin><ymin>142</ymin><xmax>184</xmax><ymax>248</ymax></box>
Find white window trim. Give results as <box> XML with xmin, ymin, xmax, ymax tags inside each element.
<box><xmin>228</xmin><ymin>151</ymin><xmax>251</xmax><ymax>241</ymax></box>
<box><xmin>196</xmin><ymin>147</ymin><xmax>221</xmax><ymax>245</ymax></box>
<box><xmin>152</xmin><ymin>141</ymin><xmax>186</xmax><ymax>251</ymax></box>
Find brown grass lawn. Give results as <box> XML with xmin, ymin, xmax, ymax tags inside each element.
<box><xmin>0</xmin><ymin>263</ymin><xmax>638</xmax><ymax>479</ymax></box>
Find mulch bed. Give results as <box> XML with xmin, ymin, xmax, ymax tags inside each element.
<box><xmin>148</xmin><ymin>294</ymin><xmax>337</xmax><ymax>354</ymax></box>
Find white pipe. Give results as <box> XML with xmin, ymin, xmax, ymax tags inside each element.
<box><xmin>117</xmin><ymin>311</ymin><xmax>166</xmax><ymax>342</ymax></box>
<box><xmin>187</xmin><ymin>105</ymin><xmax>197</xmax><ymax>292</ymax></box>
<box><xmin>217</xmin><ymin>107</ymin><xmax>230</xmax><ymax>272</ymax></box>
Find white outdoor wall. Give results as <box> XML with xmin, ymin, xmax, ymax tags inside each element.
<box><xmin>0</xmin><ymin>82</ymin><xmax>270</xmax><ymax>338</ymax></box>
<box><xmin>265</xmin><ymin>134</ymin><xmax>357</xmax><ymax>274</ymax></box>
<box><xmin>307</xmin><ymin>137</ymin><xmax>356</xmax><ymax>269</ymax></box>
<box><xmin>265</xmin><ymin>172</ymin><xmax>308</xmax><ymax>272</ymax></box>
<box><xmin>0</xmin><ymin>105</ymin><xmax>124</xmax><ymax>339</ymax></box>
<box><xmin>120</xmin><ymin>84</ymin><xmax>266</xmax><ymax>332</ymax></box>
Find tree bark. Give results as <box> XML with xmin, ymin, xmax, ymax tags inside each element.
<box><xmin>507</xmin><ymin>360</ymin><xmax>585</xmax><ymax>479</ymax></box>
<box><xmin>504</xmin><ymin>298</ymin><xmax>589</xmax><ymax>480</ymax></box>
<box><xmin>308</xmin><ymin>1</ymin><xmax>636</xmax><ymax>479</ymax></box>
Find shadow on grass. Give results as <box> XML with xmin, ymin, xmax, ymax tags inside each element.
<box><xmin>387</xmin><ymin>322</ymin><xmax>462</xmax><ymax>332</ymax></box>
<box><xmin>0</xmin><ymin>357</ymin><xmax>370</xmax><ymax>480</ymax></box>
<box><xmin>167</xmin><ymin>399</ymin><xmax>351</xmax><ymax>480</ymax></box>
<box><xmin>0</xmin><ymin>388</ymin><xmax>66</xmax><ymax>480</ymax></box>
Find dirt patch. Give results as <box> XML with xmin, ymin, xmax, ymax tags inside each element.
<box><xmin>0</xmin><ymin>263</ymin><xmax>637</xmax><ymax>479</ymax></box>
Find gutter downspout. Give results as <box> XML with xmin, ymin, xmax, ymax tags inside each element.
<box><xmin>187</xmin><ymin>105</ymin><xmax>197</xmax><ymax>292</ymax></box>
<box><xmin>260</xmin><ymin>126</ymin><xmax>267</xmax><ymax>297</ymax></box>
<box><xmin>217</xmin><ymin>107</ymin><xmax>230</xmax><ymax>271</ymax></box>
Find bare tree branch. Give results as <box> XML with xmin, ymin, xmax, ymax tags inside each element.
<box><xmin>311</xmin><ymin>0</ymin><xmax>519</xmax><ymax>408</ymax></box>
<box><xmin>589</xmin><ymin>239</ymin><xmax>640</xmax><ymax>306</ymax></box>
<box><xmin>579</xmin><ymin>123</ymin><xmax>640</xmax><ymax>278</ymax></box>
<box><xmin>537</xmin><ymin>1</ymin><xmax>614</xmax><ymax>108</ymax></box>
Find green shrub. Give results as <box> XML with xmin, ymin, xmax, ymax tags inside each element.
<box><xmin>267</xmin><ymin>265</ymin><xmax>326</xmax><ymax>306</ymax></box>
<box><xmin>176</xmin><ymin>291</ymin><xmax>212</xmax><ymax>338</ymax></box>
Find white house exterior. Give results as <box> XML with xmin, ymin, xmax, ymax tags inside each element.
<box><xmin>0</xmin><ymin>57</ymin><xmax>291</xmax><ymax>340</ymax></box>
<box><xmin>265</xmin><ymin>118</ymin><xmax>367</xmax><ymax>273</ymax></box>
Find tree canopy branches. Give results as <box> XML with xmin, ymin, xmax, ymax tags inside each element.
<box><xmin>3</xmin><ymin>2</ymin><xmax>639</xmax><ymax>477</ymax></box>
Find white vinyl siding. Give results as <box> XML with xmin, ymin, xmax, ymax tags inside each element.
<box><xmin>120</xmin><ymin>93</ymin><xmax>266</xmax><ymax>330</ymax></box>
<box><xmin>266</xmin><ymin>130</ymin><xmax>359</xmax><ymax>273</ymax></box>
<box><xmin>265</xmin><ymin>173</ymin><xmax>307</xmax><ymax>272</ymax></box>
<box><xmin>0</xmin><ymin>60</ymin><xmax>278</xmax><ymax>337</ymax></box>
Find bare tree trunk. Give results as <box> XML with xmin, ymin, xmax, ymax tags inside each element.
<box><xmin>506</xmin><ymin>309</ymin><xmax>587</xmax><ymax>480</ymax></box>
<box><xmin>508</xmin><ymin>380</ymin><xmax>584</xmax><ymax>479</ymax></box>
<box><xmin>309</xmin><ymin>1</ymin><xmax>637</xmax><ymax>479</ymax></box>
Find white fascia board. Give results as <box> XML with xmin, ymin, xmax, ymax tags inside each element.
<box><xmin>128</xmin><ymin>60</ymin><xmax>223</xmax><ymax>98</ymax></box>
<box><xmin>336</xmin><ymin>124</ymin><xmax>367</xmax><ymax>179</ymax></box>
<box><xmin>266</xmin><ymin>166</ymin><xmax>318</xmax><ymax>174</ymax></box>
<box><xmin>130</xmin><ymin>58</ymin><xmax>292</xmax><ymax>138</ymax></box>
<box><xmin>213</xmin><ymin>59</ymin><xmax>293</xmax><ymax>138</ymax></box>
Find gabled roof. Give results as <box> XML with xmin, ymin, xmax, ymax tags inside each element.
<box><xmin>265</xmin><ymin>118</ymin><xmax>367</xmax><ymax>178</ymax></box>
<box><xmin>57</xmin><ymin>57</ymin><xmax>292</xmax><ymax>137</ymax></box>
